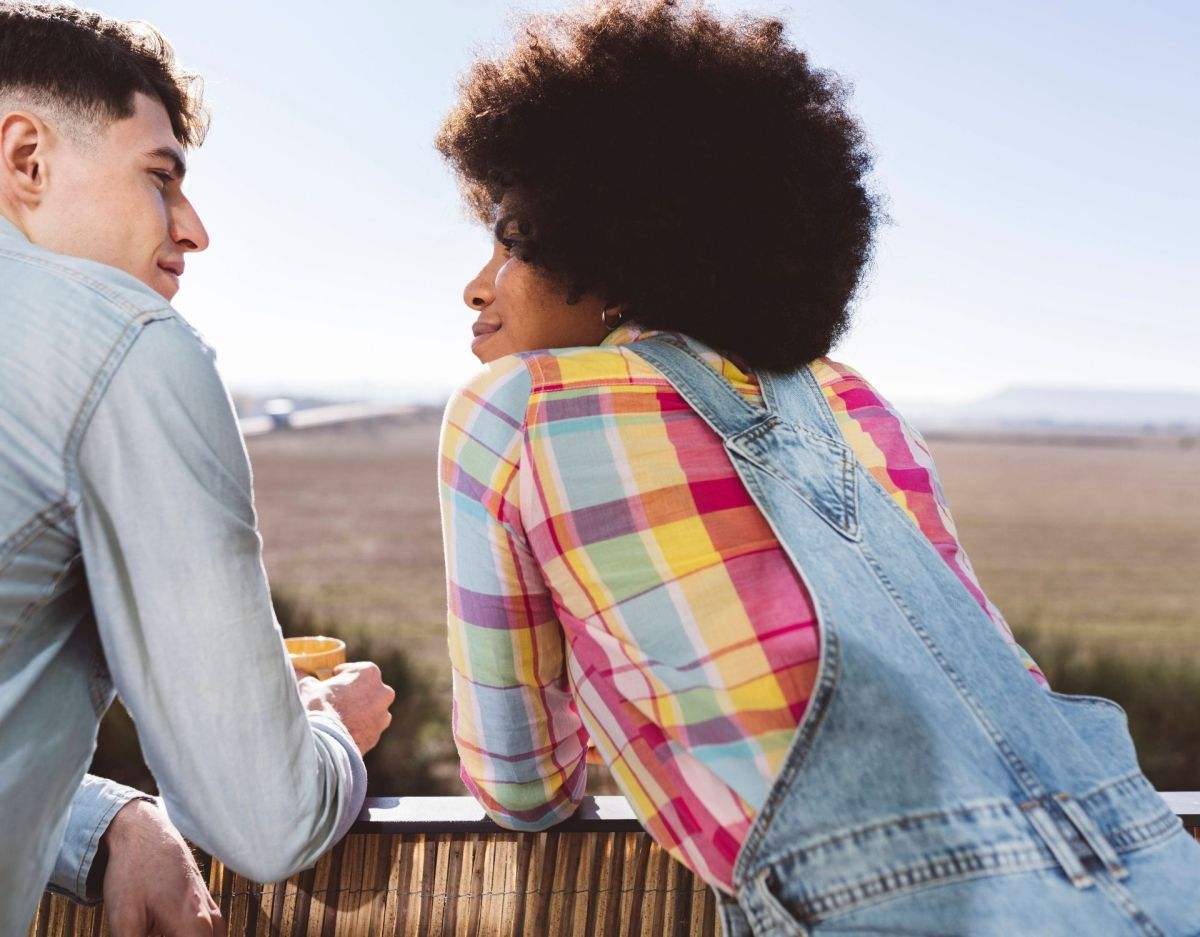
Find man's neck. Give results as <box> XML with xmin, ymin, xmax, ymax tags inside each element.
<box><xmin>0</xmin><ymin>206</ymin><xmax>30</xmax><ymax>242</ymax></box>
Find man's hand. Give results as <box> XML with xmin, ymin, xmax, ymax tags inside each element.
<box><xmin>100</xmin><ymin>798</ymin><xmax>224</xmax><ymax>937</ymax></box>
<box><xmin>297</xmin><ymin>660</ymin><xmax>395</xmax><ymax>754</ymax></box>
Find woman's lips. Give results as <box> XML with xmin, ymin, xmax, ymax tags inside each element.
<box><xmin>471</xmin><ymin>320</ymin><xmax>500</xmax><ymax>355</ymax></box>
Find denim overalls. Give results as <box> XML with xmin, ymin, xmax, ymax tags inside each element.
<box><xmin>633</xmin><ymin>335</ymin><xmax>1200</xmax><ymax>937</ymax></box>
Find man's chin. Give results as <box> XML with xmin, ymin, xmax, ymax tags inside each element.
<box><xmin>149</xmin><ymin>272</ymin><xmax>180</xmax><ymax>301</ymax></box>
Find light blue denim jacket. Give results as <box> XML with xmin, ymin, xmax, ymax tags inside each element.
<box><xmin>0</xmin><ymin>216</ymin><xmax>366</xmax><ymax>935</ymax></box>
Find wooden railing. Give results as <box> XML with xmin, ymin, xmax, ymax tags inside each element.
<box><xmin>28</xmin><ymin>794</ymin><xmax>1200</xmax><ymax>937</ymax></box>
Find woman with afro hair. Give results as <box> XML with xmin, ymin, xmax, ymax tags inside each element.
<box><xmin>435</xmin><ymin>3</ymin><xmax>1200</xmax><ymax>933</ymax></box>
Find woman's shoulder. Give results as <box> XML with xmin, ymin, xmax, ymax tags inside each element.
<box><xmin>811</xmin><ymin>356</ymin><xmax>906</xmax><ymax>420</ymax></box>
<box><xmin>520</xmin><ymin>342</ymin><xmax>666</xmax><ymax>392</ymax></box>
<box><xmin>470</xmin><ymin>345</ymin><xmax>665</xmax><ymax>399</ymax></box>
<box><xmin>444</xmin><ymin>345</ymin><xmax>659</xmax><ymax>432</ymax></box>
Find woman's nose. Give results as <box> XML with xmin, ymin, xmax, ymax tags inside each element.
<box><xmin>463</xmin><ymin>269</ymin><xmax>495</xmax><ymax>311</ymax></box>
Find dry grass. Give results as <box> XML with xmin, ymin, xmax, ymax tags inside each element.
<box><xmin>247</xmin><ymin>422</ymin><xmax>1200</xmax><ymax>665</ymax></box>
<box><xmin>927</xmin><ymin>435</ymin><xmax>1200</xmax><ymax>659</ymax></box>
<box><xmin>242</xmin><ymin>422</ymin><xmax>1200</xmax><ymax>791</ymax></box>
<box><xmin>248</xmin><ymin>415</ymin><xmax>451</xmax><ymax>690</ymax></box>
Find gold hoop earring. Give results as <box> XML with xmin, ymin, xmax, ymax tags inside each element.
<box><xmin>601</xmin><ymin>306</ymin><xmax>623</xmax><ymax>331</ymax></box>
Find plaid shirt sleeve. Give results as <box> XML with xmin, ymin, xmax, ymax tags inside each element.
<box><xmin>439</xmin><ymin>356</ymin><xmax>589</xmax><ymax>830</ymax></box>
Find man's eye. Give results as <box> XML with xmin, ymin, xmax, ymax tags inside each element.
<box><xmin>151</xmin><ymin>171</ymin><xmax>173</xmax><ymax>187</ymax></box>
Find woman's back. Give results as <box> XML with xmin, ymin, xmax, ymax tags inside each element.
<box><xmin>440</xmin><ymin>323</ymin><xmax>1043</xmax><ymax>891</ymax></box>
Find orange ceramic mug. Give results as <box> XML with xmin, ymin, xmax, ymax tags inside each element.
<box><xmin>285</xmin><ymin>636</ymin><xmax>346</xmax><ymax>681</ymax></box>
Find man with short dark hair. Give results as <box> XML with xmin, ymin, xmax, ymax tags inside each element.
<box><xmin>0</xmin><ymin>5</ymin><xmax>394</xmax><ymax>933</ymax></box>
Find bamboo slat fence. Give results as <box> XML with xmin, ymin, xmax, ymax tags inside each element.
<box><xmin>27</xmin><ymin>793</ymin><xmax>1200</xmax><ymax>937</ymax></box>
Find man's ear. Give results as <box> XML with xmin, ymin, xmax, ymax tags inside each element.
<box><xmin>0</xmin><ymin>112</ymin><xmax>50</xmax><ymax>207</ymax></box>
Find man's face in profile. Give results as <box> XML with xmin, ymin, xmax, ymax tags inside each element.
<box><xmin>25</xmin><ymin>92</ymin><xmax>208</xmax><ymax>300</ymax></box>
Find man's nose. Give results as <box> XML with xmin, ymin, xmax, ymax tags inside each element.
<box><xmin>172</xmin><ymin>197</ymin><xmax>210</xmax><ymax>253</ymax></box>
<box><xmin>463</xmin><ymin>269</ymin><xmax>495</xmax><ymax>311</ymax></box>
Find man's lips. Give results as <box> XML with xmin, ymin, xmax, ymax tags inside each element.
<box><xmin>158</xmin><ymin>260</ymin><xmax>184</xmax><ymax>278</ymax></box>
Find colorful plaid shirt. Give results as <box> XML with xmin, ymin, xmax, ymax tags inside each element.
<box><xmin>439</xmin><ymin>325</ymin><xmax>1045</xmax><ymax>892</ymax></box>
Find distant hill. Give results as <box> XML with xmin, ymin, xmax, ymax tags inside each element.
<box><xmin>902</xmin><ymin>387</ymin><xmax>1200</xmax><ymax>433</ymax></box>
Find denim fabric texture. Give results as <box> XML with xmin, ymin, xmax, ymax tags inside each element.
<box><xmin>0</xmin><ymin>217</ymin><xmax>365</xmax><ymax>936</ymax></box>
<box><xmin>632</xmin><ymin>335</ymin><xmax>1200</xmax><ymax>937</ymax></box>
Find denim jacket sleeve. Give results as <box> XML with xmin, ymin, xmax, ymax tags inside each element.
<box><xmin>72</xmin><ymin>316</ymin><xmax>366</xmax><ymax>884</ymax></box>
<box><xmin>48</xmin><ymin>775</ymin><xmax>153</xmax><ymax>903</ymax></box>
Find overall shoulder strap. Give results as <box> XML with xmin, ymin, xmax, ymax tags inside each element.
<box><xmin>630</xmin><ymin>335</ymin><xmax>859</xmax><ymax>540</ymax></box>
<box><xmin>629</xmin><ymin>334</ymin><xmax>769</xmax><ymax>441</ymax></box>
<box><xmin>760</xmin><ymin>364</ymin><xmax>843</xmax><ymax>442</ymax></box>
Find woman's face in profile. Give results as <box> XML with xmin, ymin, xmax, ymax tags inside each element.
<box><xmin>461</xmin><ymin>215</ymin><xmax>611</xmax><ymax>364</ymax></box>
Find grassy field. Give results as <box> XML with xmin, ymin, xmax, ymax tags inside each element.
<box><xmin>238</xmin><ymin>420</ymin><xmax>1200</xmax><ymax>791</ymax></box>
<box><xmin>93</xmin><ymin>419</ymin><xmax>1200</xmax><ymax>795</ymax></box>
<box><xmin>246</xmin><ymin>420</ymin><xmax>1200</xmax><ymax>665</ymax></box>
<box><xmin>926</xmin><ymin>434</ymin><xmax>1200</xmax><ymax>659</ymax></box>
<box><xmin>247</xmin><ymin>415</ymin><xmax>452</xmax><ymax>690</ymax></box>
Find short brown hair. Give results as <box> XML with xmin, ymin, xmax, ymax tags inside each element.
<box><xmin>0</xmin><ymin>1</ymin><xmax>207</xmax><ymax>146</ymax></box>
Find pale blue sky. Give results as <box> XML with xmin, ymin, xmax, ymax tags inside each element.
<box><xmin>101</xmin><ymin>0</ymin><xmax>1198</xmax><ymax>404</ymax></box>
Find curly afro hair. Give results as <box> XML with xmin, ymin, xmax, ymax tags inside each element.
<box><xmin>437</xmin><ymin>0</ymin><xmax>880</xmax><ymax>372</ymax></box>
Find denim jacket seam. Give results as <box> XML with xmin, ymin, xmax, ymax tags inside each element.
<box><xmin>61</xmin><ymin>312</ymin><xmax>175</xmax><ymax>502</ymax></box>
<box><xmin>0</xmin><ymin>508</ymin><xmax>74</xmax><ymax>662</ymax></box>
<box><xmin>0</xmin><ymin>500</ymin><xmax>71</xmax><ymax>572</ymax></box>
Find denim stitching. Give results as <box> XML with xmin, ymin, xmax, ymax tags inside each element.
<box><xmin>727</xmin><ymin>430</ymin><xmax>860</xmax><ymax>542</ymax></box>
<box><xmin>74</xmin><ymin>791</ymin><xmax>143</xmax><ymax>900</ymax></box>
<box><xmin>1091</xmin><ymin>871</ymin><xmax>1168</xmax><ymax>937</ymax></box>
<box><xmin>753</xmin><ymin>799</ymin><xmax>1030</xmax><ymax>866</ymax></box>
<box><xmin>750</xmin><ymin>804</ymin><xmax>1184</xmax><ymax>925</ymax></box>
<box><xmin>856</xmin><ymin>540</ymin><xmax>1046</xmax><ymax>799</ymax></box>
<box><xmin>736</xmin><ymin>628</ymin><xmax>842</xmax><ymax>881</ymax></box>
<box><xmin>0</xmin><ymin>246</ymin><xmax>168</xmax><ymax>315</ymax></box>
<box><xmin>62</xmin><ymin>312</ymin><xmax>173</xmax><ymax>498</ymax></box>
<box><xmin>0</xmin><ymin>501</ymin><xmax>69</xmax><ymax>574</ymax></box>
<box><xmin>0</xmin><ymin>517</ymin><xmax>77</xmax><ymax>661</ymax></box>
<box><xmin>777</xmin><ymin>845</ymin><xmax>1057</xmax><ymax>922</ymax></box>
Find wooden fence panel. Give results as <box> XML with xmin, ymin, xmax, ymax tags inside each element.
<box><xmin>26</xmin><ymin>796</ymin><xmax>1200</xmax><ymax>937</ymax></box>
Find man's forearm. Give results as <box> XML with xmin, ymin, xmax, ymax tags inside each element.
<box><xmin>74</xmin><ymin>319</ymin><xmax>367</xmax><ymax>882</ymax></box>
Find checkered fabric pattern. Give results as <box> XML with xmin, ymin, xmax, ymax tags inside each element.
<box><xmin>439</xmin><ymin>325</ymin><xmax>1045</xmax><ymax>892</ymax></box>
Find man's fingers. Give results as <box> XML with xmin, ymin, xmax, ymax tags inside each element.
<box><xmin>331</xmin><ymin>660</ymin><xmax>379</xmax><ymax>679</ymax></box>
<box><xmin>174</xmin><ymin>908</ymin><xmax>222</xmax><ymax>937</ymax></box>
<box><xmin>208</xmin><ymin>898</ymin><xmax>227</xmax><ymax>937</ymax></box>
